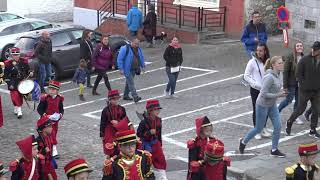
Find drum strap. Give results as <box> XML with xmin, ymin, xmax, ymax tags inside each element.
<box><xmin>22</xmin><ymin>95</ymin><xmax>31</xmax><ymax>109</ymax></box>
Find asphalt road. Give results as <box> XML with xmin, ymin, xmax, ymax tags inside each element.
<box><xmin>0</xmin><ymin>37</ymin><xmax>318</xmax><ymax>180</ymax></box>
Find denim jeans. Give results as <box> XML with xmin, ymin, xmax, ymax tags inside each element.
<box><xmin>124</xmin><ymin>70</ymin><xmax>138</xmax><ymax>98</ymax></box>
<box><xmin>278</xmin><ymin>85</ymin><xmax>298</xmax><ymax>112</ymax></box>
<box><xmin>165</xmin><ymin>67</ymin><xmax>179</xmax><ymax>95</ymax></box>
<box><xmin>39</xmin><ymin>63</ymin><xmax>52</xmax><ymax>91</ymax></box>
<box><xmin>243</xmin><ymin>104</ymin><xmax>281</xmax><ymax>150</ymax></box>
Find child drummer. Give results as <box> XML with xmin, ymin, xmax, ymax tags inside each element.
<box><xmin>4</xmin><ymin>47</ymin><xmax>33</xmax><ymax>119</ymax></box>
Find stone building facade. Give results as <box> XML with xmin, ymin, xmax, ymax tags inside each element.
<box><xmin>286</xmin><ymin>0</ymin><xmax>320</xmax><ymax>45</ymax></box>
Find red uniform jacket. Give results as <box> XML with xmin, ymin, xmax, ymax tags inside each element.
<box><xmin>10</xmin><ymin>158</ymin><xmax>40</xmax><ymax>180</ymax></box>
<box><xmin>36</xmin><ymin>134</ymin><xmax>57</xmax><ymax>180</ymax></box>
<box><xmin>100</xmin><ymin>104</ymin><xmax>128</xmax><ymax>156</ymax></box>
<box><xmin>137</xmin><ymin>114</ymin><xmax>166</xmax><ymax>170</ymax></box>
<box><xmin>102</xmin><ymin>150</ymin><xmax>155</xmax><ymax>180</ymax></box>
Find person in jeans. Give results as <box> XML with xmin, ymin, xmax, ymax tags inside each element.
<box><xmin>34</xmin><ymin>30</ymin><xmax>52</xmax><ymax>93</ymax></box>
<box><xmin>163</xmin><ymin>36</ymin><xmax>183</xmax><ymax>99</ymax></box>
<box><xmin>243</xmin><ymin>43</ymin><xmax>271</xmax><ymax>139</ymax></box>
<box><xmin>278</xmin><ymin>42</ymin><xmax>305</xmax><ymax>124</ymax></box>
<box><xmin>91</xmin><ymin>35</ymin><xmax>113</xmax><ymax>95</ymax></box>
<box><xmin>117</xmin><ymin>38</ymin><xmax>145</xmax><ymax>103</ymax></box>
<box><xmin>80</xmin><ymin>30</ymin><xmax>94</xmax><ymax>88</ymax></box>
<box><xmin>286</xmin><ymin>41</ymin><xmax>320</xmax><ymax>138</ymax></box>
<box><xmin>239</xmin><ymin>56</ymin><xmax>287</xmax><ymax>157</ymax></box>
<box><xmin>127</xmin><ymin>4</ymin><xmax>142</xmax><ymax>37</ymax></box>
<box><xmin>241</xmin><ymin>11</ymin><xmax>268</xmax><ymax>59</ymax></box>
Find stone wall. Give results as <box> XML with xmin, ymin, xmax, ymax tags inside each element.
<box><xmin>244</xmin><ymin>0</ymin><xmax>284</xmax><ymax>34</ymax></box>
<box><xmin>286</xmin><ymin>0</ymin><xmax>320</xmax><ymax>45</ymax></box>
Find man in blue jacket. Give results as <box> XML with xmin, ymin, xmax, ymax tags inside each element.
<box><xmin>127</xmin><ymin>4</ymin><xmax>143</xmax><ymax>37</ymax></box>
<box><xmin>241</xmin><ymin>11</ymin><xmax>268</xmax><ymax>58</ymax></box>
<box><xmin>117</xmin><ymin>38</ymin><xmax>145</xmax><ymax>103</ymax></box>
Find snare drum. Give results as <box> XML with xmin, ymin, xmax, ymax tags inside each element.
<box><xmin>18</xmin><ymin>80</ymin><xmax>35</xmax><ymax>101</ymax></box>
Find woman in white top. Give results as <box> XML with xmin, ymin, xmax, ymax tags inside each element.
<box><xmin>244</xmin><ymin>43</ymin><xmax>271</xmax><ymax>139</ymax></box>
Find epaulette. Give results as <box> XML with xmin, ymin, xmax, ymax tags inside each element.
<box><xmin>40</xmin><ymin>94</ymin><xmax>48</xmax><ymax>101</ymax></box>
<box><xmin>58</xmin><ymin>94</ymin><xmax>64</xmax><ymax>102</ymax></box>
<box><xmin>143</xmin><ymin>150</ymin><xmax>153</xmax><ymax>165</ymax></box>
<box><xmin>3</xmin><ymin>60</ymin><xmax>12</xmax><ymax>67</ymax></box>
<box><xmin>285</xmin><ymin>164</ymin><xmax>298</xmax><ymax>178</ymax></box>
<box><xmin>102</xmin><ymin>156</ymin><xmax>116</xmax><ymax>176</ymax></box>
<box><xmin>223</xmin><ymin>156</ymin><xmax>231</xmax><ymax>166</ymax></box>
<box><xmin>187</xmin><ymin>139</ymin><xmax>196</xmax><ymax>149</ymax></box>
<box><xmin>9</xmin><ymin>159</ymin><xmax>20</xmax><ymax>172</ymax></box>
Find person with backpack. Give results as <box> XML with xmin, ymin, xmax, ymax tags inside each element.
<box><xmin>243</xmin><ymin>43</ymin><xmax>271</xmax><ymax>139</ymax></box>
<box><xmin>117</xmin><ymin>38</ymin><xmax>145</xmax><ymax>103</ymax></box>
<box><xmin>91</xmin><ymin>35</ymin><xmax>113</xmax><ymax>95</ymax></box>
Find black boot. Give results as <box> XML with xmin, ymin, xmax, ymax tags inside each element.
<box><xmin>286</xmin><ymin>121</ymin><xmax>293</xmax><ymax>136</ymax></box>
<box><xmin>92</xmin><ymin>86</ymin><xmax>100</xmax><ymax>95</ymax></box>
<box><xmin>79</xmin><ymin>94</ymin><xmax>86</xmax><ymax>101</ymax></box>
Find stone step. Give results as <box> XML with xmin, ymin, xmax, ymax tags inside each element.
<box><xmin>200</xmin><ymin>31</ymin><xmax>226</xmax><ymax>40</ymax></box>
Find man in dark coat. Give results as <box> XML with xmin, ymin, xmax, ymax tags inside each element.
<box><xmin>34</xmin><ymin>30</ymin><xmax>53</xmax><ymax>93</ymax></box>
<box><xmin>143</xmin><ymin>5</ymin><xmax>157</xmax><ymax>48</ymax></box>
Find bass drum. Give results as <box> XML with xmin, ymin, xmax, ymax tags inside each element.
<box><xmin>18</xmin><ymin>80</ymin><xmax>35</xmax><ymax>101</ymax></box>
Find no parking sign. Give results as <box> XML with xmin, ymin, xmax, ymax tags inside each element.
<box><xmin>276</xmin><ymin>5</ymin><xmax>290</xmax><ymax>48</ymax></box>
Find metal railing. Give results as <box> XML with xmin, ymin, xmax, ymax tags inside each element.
<box><xmin>97</xmin><ymin>0</ymin><xmax>226</xmax><ymax>32</ymax></box>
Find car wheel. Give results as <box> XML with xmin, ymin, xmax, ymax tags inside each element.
<box><xmin>1</xmin><ymin>44</ymin><xmax>14</xmax><ymax>60</ymax></box>
<box><xmin>51</xmin><ymin>65</ymin><xmax>59</xmax><ymax>80</ymax></box>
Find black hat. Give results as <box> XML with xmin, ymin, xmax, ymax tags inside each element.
<box><xmin>311</xmin><ymin>41</ymin><xmax>320</xmax><ymax>51</ymax></box>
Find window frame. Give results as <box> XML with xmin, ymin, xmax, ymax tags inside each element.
<box><xmin>50</xmin><ymin>32</ymin><xmax>73</xmax><ymax>47</ymax></box>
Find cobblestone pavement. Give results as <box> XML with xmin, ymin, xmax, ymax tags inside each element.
<box><xmin>0</xmin><ymin>36</ymin><xmax>319</xmax><ymax>180</ymax></box>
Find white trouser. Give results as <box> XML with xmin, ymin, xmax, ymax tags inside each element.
<box><xmin>154</xmin><ymin>168</ymin><xmax>168</xmax><ymax>180</ymax></box>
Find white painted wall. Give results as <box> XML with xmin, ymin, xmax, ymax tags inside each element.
<box><xmin>73</xmin><ymin>7</ymin><xmax>98</xmax><ymax>30</ymax></box>
<box><xmin>6</xmin><ymin>0</ymin><xmax>73</xmax><ymax>22</ymax></box>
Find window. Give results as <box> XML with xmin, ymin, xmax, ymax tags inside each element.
<box><xmin>30</xmin><ymin>21</ymin><xmax>53</xmax><ymax>30</ymax></box>
<box><xmin>91</xmin><ymin>32</ymin><xmax>102</xmax><ymax>44</ymax></box>
<box><xmin>1</xmin><ymin>13</ymin><xmax>23</xmax><ymax>21</ymax></box>
<box><xmin>0</xmin><ymin>23</ymin><xmax>33</xmax><ymax>36</ymax></box>
<box><xmin>15</xmin><ymin>38</ymin><xmax>37</xmax><ymax>51</ymax></box>
<box><xmin>51</xmin><ymin>33</ymin><xmax>72</xmax><ymax>47</ymax></box>
<box><xmin>304</xmin><ymin>20</ymin><xmax>316</xmax><ymax>29</ymax></box>
<box><xmin>70</xmin><ymin>30</ymin><xmax>83</xmax><ymax>42</ymax></box>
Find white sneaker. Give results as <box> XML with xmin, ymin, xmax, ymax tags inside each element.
<box><xmin>17</xmin><ymin>107</ymin><xmax>22</xmax><ymax>119</ymax></box>
<box><xmin>261</xmin><ymin>128</ymin><xmax>272</xmax><ymax>138</ymax></box>
<box><xmin>52</xmin><ymin>145</ymin><xmax>59</xmax><ymax>159</ymax></box>
<box><xmin>295</xmin><ymin>117</ymin><xmax>304</xmax><ymax>125</ymax></box>
<box><xmin>255</xmin><ymin>133</ymin><xmax>262</xmax><ymax>140</ymax></box>
<box><xmin>13</xmin><ymin>106</ymin><xmax>18</xmax><ymax>115</ymax></box>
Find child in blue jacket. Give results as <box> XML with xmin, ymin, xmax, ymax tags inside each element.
<box><xmin>73</xmin><ymin>59</ymin><xmax>87</xmax><ymax>101</ymax></box>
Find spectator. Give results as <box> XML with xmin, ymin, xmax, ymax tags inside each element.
<box><xmin>91</xmin><ymin>35</ymin><xmax>113</xmax><ymax>95</ymax></box>
<box><xmin>278</xmin><ymin>42</ymin><xmax>305</xmax><ymax>124</ymax></box>
<box><xmin>127</xmin><ymin>4</ymin><xmax>143</xmax><ymax>37</ymax></box>
<box><xmin>117</xmin><ymin>38</ymin><xmax>145</xmax><ymax>103</ymax></box>
<box><xmin>34</xmin><ymin>30</ymin><xmax>53</xmax><ymax>93</ymax></box>
<box><xmin>241</xmin><ymin>11</ymin><xmax>268</xmax><ymax>59</ymax></box>
<box><xmin>239</xmin><ymin>56</ymin><xmax>287</xmax><ymax>157</ymax></box>
<box><xmin>163</xmin><ymin>36</ymin><xmax>183</xmax><ymax>99</ymax></box>
<box><xmin>80</xmin><ymin>30</ymin><xmax>94</xmax><ymax>88</ymax></box>
<box><xmin>286</xmin><ymin>41</ymin><xmax>320</xmax><ymax>138</ymax></box>
<box><xmin>243</xmin><ymin>43</ymin><xmax>271</xmax><ymax>139</ymax></box>
<box><xmin>143</xmin><ymin>5</ymin><xmax>157</xmax><ymax>48</ymax></box>
<box><xmin>72</xmin><ymin>59</ymin><xmax>88</xmax><ymax>101</ymax></box>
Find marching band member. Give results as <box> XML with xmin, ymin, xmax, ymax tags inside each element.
<box><xmin>64</xmin><ymin>158</ymin><xmax>92</xmax><ymax>180</ymax></box>
<box><xmin>102</xmin><ymin>129</ymin><xmax>155</xmax><ymax>180</ymax></box>
<box><xmin>37</xmin><ymin>80</ymin><xmax>64</xmax><ymax>159</ymax></box>
<box><xmin>4</xmin><ymin>47</ymin><xmax>33</xmax><ymax>119</ymax></box>
<box><xmin>0</xmin><ymin>160</ymin><xmax>7</xmax><ymax>180</ymax></box>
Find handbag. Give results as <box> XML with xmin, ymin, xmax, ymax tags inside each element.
<box><xmin>241</xmin><ymin>59</ymin><xmax>262</xmax><ymax>86</ymax></box>
<box><xmin>170</xmin><ymin>66</ymin><xmax>181</xmax><ymax>73</ymax></box>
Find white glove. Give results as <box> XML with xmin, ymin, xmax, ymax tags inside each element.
<box><xmin>49</xmin><ymin>113</ymin><xmax>61</xmax><ymax>121</ymax></box>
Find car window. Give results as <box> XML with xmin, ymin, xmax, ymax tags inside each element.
<box><xmin>70</xmin><ymin>30</ymin><xmax>83</xmax><ymax>42</ymax></box>
<box><xmin>1</xmin><ymin>13</ymin><xmax>22</xmax><ymax>21</ymax></box>
<box><xmin>30</xmin><ymin>21</ymin><xmax>52</xmax><ymax>30</ymax></box>
<box><xmin>91</xmin><ymin>32</ymin><xmax>102</xmax><ymax>44</ymax></box>
<box><xmin>15</xmin><ymin>37</ymin><xmax>36</xmax><ymax>51</ymax></box>
<box><xmin>51</xmin><ymin>33</ymin><xmax>72</xmax><ymax>47</ymax></box>
<box><xmin>0</xmin><ymin>23</ymin><xmax>33</xmax><ymax>36</ymax></box>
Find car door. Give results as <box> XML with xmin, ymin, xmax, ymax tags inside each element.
<box><xmin>50</xmin><ymin>32</ymin><xmax>74</xmax><ymax>71</ymax></box>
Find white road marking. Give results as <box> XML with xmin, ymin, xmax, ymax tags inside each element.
<box><xmin>66</xmin><ymin>70</ymin><xmax>224</xmax><ymax>110</ymax></box>
<box><xmin>60</xmin><ymin>66</ymin><xmax>166</xmax><ymax>94</ymax></box>
<box><xmin>163</xmin><ymin>111</ymin><xmax>252</xmax><ymax>138</ymax></box>
<box><xmin>224</xmin><ymin>121</ymin><xmax>287</xmax><ymax>135</ymax></box>
<box><xmin>0</xmin><ymin>88</ymin><xmax>9</xmax><ymax>94</ymax></box>
<box><xmin>246</xmin><ymin>127</ymin><xmax>320</xmax><ymax>151</ymax></box>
